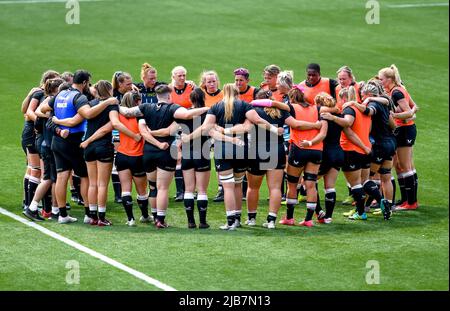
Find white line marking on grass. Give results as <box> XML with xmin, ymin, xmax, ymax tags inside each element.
<box><xmin>0</xmin><ymin>207</ymin><xmax>177</xmax><ymax>291</ymax></box>
<box><xmin>0</xmin><ymin>0</ymin><xmax>105</xmax><ymax>4</ymax></box>
<box><xmin>387</xmin><ymin>2</ymin><xmax>448</xmax><ymax>8</ymax></box>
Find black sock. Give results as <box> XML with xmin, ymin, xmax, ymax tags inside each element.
<box><xmin>281</xmin><ymin>172</ymin><xmax>286</xmax><ymax>195</ymax></box>
<box><xmin>391</xmin><ymin>177</ymin><xmax>396</xmax><ymax>203</ymax></box>
<box><xmin>43</xmin><ymin>188</ymin><xmax>52</xmax><ymax>213</ymax></box>
<box><xmin>72</xmin><ymin>175</ymin><xmax>81</xmax><ymax>197</ymax></box>
<box><xmin>184</xmin><ymin>198</ymin><xmax>195</xmax><ymax>224</ymax></box>
<box><xmin>299</xmin><ymin>184</ymin><xmax>307</xmax><ymax>197</ymax></box>
<box><xmin>70</xmin><ymin>187</ymin><xmax>78</xmax><ymax>200</ymax></box>
<box><xmin>398</xmin><ymin>176</ymin><xmax>406</xmax><ymax>204</ymax></box>
<box><xmin>99</xmin><ymin>212</ymin><xmax>106</xmax><ymax>221</ymax></box>
<box><xmin>84</xmin><ymin>206</ymin><xmax>90</xmax><ymax>216</ymax></box>
<box><xmin>111</xmin><ymin>174</ymin><xmax>121</xmax><ymax>198</ymax></box>
<box><xmin>248</xmin><ymin>212</ymin><xmax>257</xmax><ymax>220</ymax></box>
<box><xmin>315</xmin><ymin>187</ymin><xmax>322</xmax><ymax>214</ymax></box>
<box><xmin>137</xmin><ymin>197</ymin><xmax>149</xmax><ymax>218</ymax></box>
<box><xmin>324</xmin><ymin>191</ymin><xmax>336</xmax><ymax>218</ymax></box>
<box><xmin>363</xmin><ymin>180</ymin><xmax>382</xmax><ymax>204</ymax></box>
<box><xmin>242</xmin><ymin>175</ymin><xmax>248</xmax><ymax>197</ymax></box>
<box><xmin>227</xmin><ymin>214</ymin><xmax>235</xmax><ymax>226</ymax></box>
<box><xmin>90</xmin><ymin>208</ymin><xmax>98</xmax><ymax>220</ymax></box>
<box><xmin>197</xmin><ymin>198</ymin><xmax>208</xmax><ymax>224</ymax></box>
<box><xmin>305</xmin><ymin>202</ymin><xmax>316</xmax><ymax>221</ymax></box>
<box><xmin>152</xmin><ymin>210</ymin><xmax>157</xmax><ymax>221</ymax></box>
<box><xmin>235</xmin><ymin>211</ymin><xmax>241</xmax><ymax>222</ymax></box>
<box><xmin>414</xmin><ymin>172</ymin><xmax>418</xmax><ymax>203</ymax></box>
<box><xmin>347</xmin><ymin>186</ymin><xmax>352</xmax><ymax>196</ymax></box>
<box><xmin>267</xmin><ymin>214</ymin><xmax>277</xmax><ymax>223</ymax></box>
<box><xmin>23</xmin><ymin>176</ymin><xmax>29</xmax><ymax>207</ymax></box>
<box><xmin>351</xmin><ymin>187</ymin><xmax>366</xmax><ymax>215</ymax></box>
<box><xmin>175</xmin><ymin>169</ymin><xmax>184</xmax><ymax>195</ymax></box>
<box><xmin>122</xmin><ymin>195</ymin><xmax>134</xmax><ymax>221</ymax></box>
<box><xmin>59</xmin><ymin>207</ymin><xmax>68</xmax><ymax>217</ymax></box>
<box><xmin>27</xmin><ymin>179</ymin><xmax>39</xmax><ymax>209</ymax></box>
<box><xmin>157</xmin><ymin>213</ymin><xmax>166</xmax><ymax>223</ymax></box>
<box><xmin>404</xmin><ymin>174</ymin><xmax>415</xmax><ymax>204</ymax></box>
<box><xmin>286</xmin><ymin>199</ymin><xmax>296</xmax><ymax>219</ymax></box>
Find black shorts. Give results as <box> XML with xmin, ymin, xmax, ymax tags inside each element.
<box><xmin>115</xmin><ymin>152</ymin><xmax>146</xmax><ymax>177</ymax></box>
<box><xmin>371</xmin><ymin>138</ymin><xmax>397</xmax><ymax>164</ymax></box>
<box><xmin>248</xmin><ymin>146</ymin><xmax>286</xmax><ymax>175</ymax></box>
<box><xmin>342</xmin><ymin>151</ymin><xmax>371</xmax><ymax>172</ymax></box>
<box><xmin>41</xmin><ymin>146</ymin><xmax>56</xmax><ymax>182</ymax></box>
<box><xmin>319</xmin><ymin>146</ymin><xmax>344</xmax><ymax>176</ymax></box>
<box><xmin>35</xmin><ymin>134</ymin><xmax>44</xmax><ymax>158</ymax></box>
<box><xmin>84</xmin><ymin>142</ymin><xmax>115</xmax><ymax>163</ymax></box>
<box><xmin>214</xmin><ymin>158</ymin><xmax>248</xmax><ymax>173</ymax></box>
<box><xmin>21</xmin><ymin>122</ymin><xmax>38</xmax><ymax>155</ymax></box>
<box><xmin>51</xmin><ymin>135</ymin><xmax>88</xmax><ymax>177</ymax></box>
<box><xmin>287</xmin><ymin>144</ymin><xmax>322</xmax><ymax>168</ymax></box>
<box><xmin>394</xmin><ymin>124</ymin><xmax>417</xmax><ymax>147</ymax></box>
<box><xmin>181</xmin><ymin>147</ymin><xmax>211</xmax><ymax>172</ymax></box>
<box><xmin>143</xmin><ymin>149</ymin><xmax>177</xmax><ymax>172</ymax></box>
<box><xmin>181</xmin><ymin>157</ymin><xmax>211</xmax><ymax>172</ymax></box>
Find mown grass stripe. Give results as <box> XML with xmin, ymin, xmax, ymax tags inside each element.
<box><xmin>0</xmin><ymin>207</ymin><xmax>177</xmax><ymax>291</ymax></box>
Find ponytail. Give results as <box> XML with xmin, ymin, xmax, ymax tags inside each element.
<box><xmin>339</xmin><ymin>86</ymin><xmax>357</xmax><ymax>102</ymax></box>
<box><xmin>112</xmin><ymin>71</ymin><xmax>131</xmax><ymax>91</ymax></box>
<box><xmin>314</xmin><ymin>92</ymin><xmax>335</xmax><ymax>108</ymax></box>
<box><xmin>379</xmin><ymin>64</ymin><xmax>404</xmax><ymax>88</ymax></box>
<box><xmin>44</xmin><ymin>78</ymin><xmax>64</xmax><ymax>96</ymax></box>
<box><xmin>390</xmin><ymin>64</ymin><xmax>403</xmax><ymax>87</ymax></box>
<box><xmin>222</xmin><ymin>83</ymin><xmax>239</xmax><ymax>122</ymax></box>
<box><xmin>141</xmin><ymin>63</ymin><xmax>157</xmax><ymax>81</ymax></box>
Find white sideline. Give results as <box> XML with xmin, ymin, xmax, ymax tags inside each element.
<box><xmin>0</xmin><ymin>0</ymin><xmax>105</xmax><ymax>4</ymax></box>
<box><xmin>387</xmin><ymin>2</ymin><xmax>449</xmax><ymax>8</ymax></box>
<box><xmin>0</xmin><ymin>207</ymin><xmax>177</xmax><ymax>291</ymax></box>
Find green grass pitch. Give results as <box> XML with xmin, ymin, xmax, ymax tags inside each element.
<box><xmin>0</xmin><ymin>0</ymin><xmax>448</xmax><ymax>291</ymax></box>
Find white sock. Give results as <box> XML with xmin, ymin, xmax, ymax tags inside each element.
<box><xmin>29</xmin><ymin>200</ymin><xmax>39</xmax><ymax>212</ymax></box>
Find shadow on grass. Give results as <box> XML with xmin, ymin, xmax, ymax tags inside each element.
<box><xmin>1</xmin><ymin>202</ymin><xmax>447</xmax><ymax>239</ymax></box>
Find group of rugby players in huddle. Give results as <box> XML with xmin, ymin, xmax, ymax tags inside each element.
<box><xmin>20</xmin><ymin>62</ymin><xmax>419</xmax><ymax>230</ymax></box>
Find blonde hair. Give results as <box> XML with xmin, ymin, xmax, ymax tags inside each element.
<box><xmin>314</xmin><ymin>92</ymin><xmax>336</xmax><ymax>108</ymax></box>
<box><xmin>379</xmin><ymin>64</ymin><xmax>403</xmax><ymax>88</ymax></box>
<box><xmin>338</xmin><ymin>86</ymin><xmax>357</xmax><ymax>102</ymax></box>
<box><xmin>171</xmin><ymin>66</ymin><xmax>187</xmax><ymax>85</ymax></box>
<box><xmin>222</xmin><ymin>83</ymin><xmax>239</xmax><ymax>122</ymax></box>
<box><xmin>112</xmin><ymin>71</ymin><xmax>132</xmax><ymax>91</ymax></box>
<box><xmin>336</xmin><ymin>65</ymin><xmax>356</xmax><ymax>82</ymax></box>
<box><xmin>277</xmin><ymin>70</ymin><xmax>294</xmax><ymax>90</ymax></box>
<box><xmin>94</xmin><ymin>80</ymin><xmax>113</xmax><ymax>100</ymax></box>
<box><xmin>199</xmin><ymin>70</ymin><xmax>220</xmax><ymax>91</ymax></box>
<box><xmin>264</xmin><ymin>107</ymin><xmax>281</xmax><ymax>119</ymax></box>
<box><xmin>140</xmin><ymin>63</ymin><xmax>157</xmax><ymax>80</ymax></box>
<box><xmin>121</xmin><ymin>91</ymin><xmax>142</xmax><ymax>108</ymax></box>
